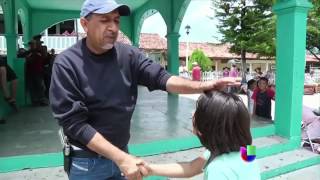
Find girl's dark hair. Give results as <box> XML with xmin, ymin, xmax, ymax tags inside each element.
<box><xmin>193</xmin><ymin>91</ymin><xmax>252</xmax><ymax>158</ymax></box>
<box><xmin>258</xmin><ymin>77</ymin><xmax>268</xmax><ymax>84</ymax></box>
<box><xmin>247</xmin><ymin>79</ymin><xmax>256</xmax><ymax>88</ymax></box>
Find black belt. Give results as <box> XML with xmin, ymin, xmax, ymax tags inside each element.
<box><xmin>71</xmin><ymin>150</ymin><xmax>104</xmax><ymax>158</ymax></box>
<box><xmin>70</xmin><ymin>145</ymin><xmax>127</xmax><ymax>158</ymax></box>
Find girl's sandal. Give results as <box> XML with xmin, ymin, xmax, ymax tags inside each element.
<box><xmin>4</xmin><ymin>97</ymin><xmax>18</xmax><ymax>112</ymax></box>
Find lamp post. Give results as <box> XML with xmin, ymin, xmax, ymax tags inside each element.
<box><xmin>185</xmin><ymin>25</ymin><xmax>191</xmax><ymax>71</ymax></box>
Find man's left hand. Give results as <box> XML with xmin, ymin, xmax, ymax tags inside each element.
<box><xmin>201</xmin><ymin>77</ymin><xmax>241</xmax><ymax>91</ymax></box>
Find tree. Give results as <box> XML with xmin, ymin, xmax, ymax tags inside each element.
<box><xmin>307</xmin><ymin>0</ymin><xmax>320</xmax><ymax>61</ymax></box>
<box><xmin>188</xmin><ymin>49</ymin><xmax>213</xmax><ymax>72</ymax></box>
<box><xmin>211</xmin><ymin>0</ymin><xmax>275</xmax><ymax>77</ymax></box>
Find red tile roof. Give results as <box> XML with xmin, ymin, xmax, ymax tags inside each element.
<box><xmin>119</xmin><ymin>33</ymin><xmax>269</xmax><ymax>60</ymax></box>
<box><xmin>117</xmin><ymin>32</ymin><xmax>166</xmax><ymax>50</ymax></box>
<box><xmin>179</xmin><ymin>42</ymin><xmax>263</xmax><ymax>60</ymax></box>
<box><xmin>117</xmin><ymin>33</ymin><xmax>319</xmax><ymax>62</ymax></box>
<box><xmin>139</xmin><ymin>33</ymin><xmax>167</xmax><ymax>50</ymax></box>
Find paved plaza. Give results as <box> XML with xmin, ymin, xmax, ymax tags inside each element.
<box><xmin>0</xmin><ymin>88</ymin><xmax>319</xmax><ymax>179</ymax></box>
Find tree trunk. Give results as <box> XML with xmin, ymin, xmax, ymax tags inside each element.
<box><xmin>240</xmin><ymin>0</ymin><xmax>247</xmax><ymax>82</ymax></box>
<box><xmin>241</xmin><ymin>49</ymin><xmax>247</xmax><ymax>82</ymax></box>
<box><xmin>307</xmin><ymin>48</ymin><xmax>320</xmax><ymax>62</ymax></box>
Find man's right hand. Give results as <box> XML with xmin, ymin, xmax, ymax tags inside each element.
<box><xmin>86</xmin><ymin>133</ymin><xmax>149</xmax><ymax>179</ymax></box>
<box><xmin>117</xmin><ymin>154</ymin><xmax>147</xmax><ymax>180</ymax></box>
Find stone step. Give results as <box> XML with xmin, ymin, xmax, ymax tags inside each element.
<box><xmin>254</xmin><ymin>135</ymin><xmax>287</xmax><ymax>148</ymax></box>
<box><xmin>1</xmin><ymin>136</ymin><xmax>319</xmax><ymax>180</ymax></box>
<box><xmin>268</xmin><ymin>164</ymin><xmax>320</xmax><ymax>180</ymax></box>
<box><xmin>259</xmin><ymin>148</ymin><xmax>318</xmax><ymax>173</ymax></box>
<box><xmin>259</xmin><ymin>148</ymin><xmax>320</xmax><ymax>179</ymax></box>
<box><xmin>143</xmin><ymin>134</ymin><xmax>290</xmax><ymax>165</ymax></box>
<box><xmin>1</xmin><ymin>149</ymin><xmax>318</xmax><ymax>180</ymax></box>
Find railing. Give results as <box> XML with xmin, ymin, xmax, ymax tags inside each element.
<box><xmin>0</xmin><ymin>36</ymin><xmax>27</xmax><ymax>50</ymax></box>
<box><xmin>42</xmin><ymin>36</ymin><xmax>79</xmax><ymax>51</ymax></box>
<box><xmin>180</xmin><ymin>71</ymin><xmax>223</xmax><ymax>81</ymax></box>
<box><xmin>310</xmin><ymin>67</ymin><xmax>320</xmax><ymax>83</ymax></box>
<box><xmin>180</xmin><ymin>71</ymin><xmax>318</xmax><ymax>86</ymax></box>
<box><xmin>180</xmin><ymin>71</ymin><xmax>260</xmax><ymax>82</ymax></box>
<box><xmin>0</xmin><ymin>35</ymin><xmax>80</xmax><ymax>53</ymax></box>
<box><xmin>0</xmin><ymin>36</ymin><xmax>7</xmax><ymax>50</ymax></box>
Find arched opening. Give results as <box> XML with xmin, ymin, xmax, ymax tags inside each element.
<box><xmin>140</xmin><ymin>10</ymin><xmax>167</xmax><ymax>68</ymax></box>
<box><xmin>178</xmin><ymin>0</ymin><xmax>276</xmax><ymax>124</ymax></box>
<box><xmin>0</xmin><ymin>19</ymin><xmax>136</xmax><ymax>158</ymax></box>
<box><xmin>40</xmin><ymin>19</ymin><xmax>80</xmax><ymax>54</ymax></box>
<box><xmin>0</xmin><ymin>5</ymin><xmax>4</xmax><ymax>33</ymax></box>
<box><xmin>305</xmin><ymin>1</ymin><xmax>320</xmax><ymax>78</ymax></box>
<box><xmin>0</xmin><ymin>5</ymin><xmax>5</xmax><ymax>54</ymax></box>
<box><xmin>17</xmin><ymin>9</ymin><xmax>25</xmax><ymax>51</ymax></box>
<box><xmin>0</xmin><ymin>18</ymin><xmax>83</xmax><ymax>158</ymax></box>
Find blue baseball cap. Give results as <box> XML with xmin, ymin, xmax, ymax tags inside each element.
<box><xmin>80</xmin><ymin>0</ymin><xmax>130</xmax><ymax>17</ymax></box>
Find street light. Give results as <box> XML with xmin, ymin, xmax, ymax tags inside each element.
<box><xmin>185</xmin><ymin>25</ymin><xmax>191</xmax><ymax>71</ymax></box>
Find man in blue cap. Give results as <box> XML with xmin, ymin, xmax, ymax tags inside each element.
<box><xmin>50</xmin><ymin>0</ymin><xmax>239</xmax><ymax>179</ymax></box>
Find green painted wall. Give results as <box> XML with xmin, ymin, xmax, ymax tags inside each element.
<box><xmin>120</xmin><ymin>16</ymin><xmax>134</xmax><ymax>43</ymax></box>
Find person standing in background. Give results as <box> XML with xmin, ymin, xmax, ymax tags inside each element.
<box><xmin>192</xmin><ymin>62</ymin><xmax>201</xmax><ymax>81</ymax></box>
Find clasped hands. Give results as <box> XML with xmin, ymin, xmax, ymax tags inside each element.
<box><xmin>118</xmin><ymin>155</ymin><xmax>151</xmax><ymax>180</ymax></box>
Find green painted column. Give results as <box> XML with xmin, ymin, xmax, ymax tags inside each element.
<box><xmin>132</xmin><ymin>42</ymin><xmax>139</xmax><ymax>48</ymax></box>
<box><xmin>166</xmin><ymin>32</ymin><xmax>180</xmax><ymax>75</ymax></box>
<box><xmin>4</xmin><ymin>34</ymin><xmax>24</xmax><ymax>106</ymax></box>
<box><xmin>0</xmin><ymin>0</ymin><xmax>19</xmax><ymax>117</ymax></box>
<box><xmin>273</xmin><ymin>0</ymin><xmax>312</xmax><ymax>140</ymax></box>
<box><xmin>12</xmin><ymin>57</ymin><xmax>26</xmax><ymax>106</ymax></box>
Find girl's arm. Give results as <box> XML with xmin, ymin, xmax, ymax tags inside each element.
<box><xmin>253</xmin><ymin>101</ymin><xmax>257</xmax><ymax>116</ymax></box>
<box><xmin>251</xmin><ymin>89</ymin><xmax>258</xmax><ymax>115</ymax></box>
<box><xmin>147</xmin><ymin>156</ymin><xmax>206</xmax><ymax>178</ymax></box>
